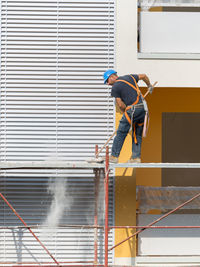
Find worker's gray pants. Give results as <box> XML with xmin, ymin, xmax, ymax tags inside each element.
<box><xmin>111</xmin><ymin>107</ymin><xmax>145</xmax><ymax>159</ymax></box>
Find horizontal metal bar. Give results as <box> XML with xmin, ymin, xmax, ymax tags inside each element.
<box><xmin>111</xmin><ymin>162</ymin><xmax>200</xmax><ymax>168</ymax></box>
<box><xmin>0</xmin><ymin>224</ymin><xmax>104</xmax><ymax>229</ymax></box>
<box><xmin>110</xmin><ymin>225</ymin><xmax>200</xmax><ymax>229</ymax></box>
<box><xmin>1</xmin><ymin>262</ymin><xmax>100</xmax><ymax>267</ymax></box>
<box><xmin>138</xmin><ymin>52</ymin><xmax>200</xmax><ymax>60</ymax></box>
<box><xmin>2</xmin><ymin>224</ymin><xmax>200</xmax><ymax>230</ymax></box>
<box><xmin>0</xmin><ymin>161</ymin><xmax>105</xmax><ymax>169</ymax></box>
<box><xmin>1</xmin><ymin>261</ymin><xmax>94</xmax><ymax>264</ymax></box>
<box><xmin>140</xmin><ymin>3</ymin><xmax>200</xmax><ymax>8</ymax></box>
<box><xmin>1</xmin><ymin>161</ymin><xmax>200</xmax><ymax>169</ymax></box>
<box><xmin>11</xmin><ymin>266</ymin><xmax>102</xmax><ymax>267</ymax></box>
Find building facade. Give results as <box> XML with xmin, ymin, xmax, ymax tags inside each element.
<box><xmin>1</xmin><ymin>0</ymin><xmax>200</xmax><ymax>266</ymax></box>
<box><xmin>115</xmin><ymin>1</ymin><xmax>200</xmax><ymax>266</ymax></box>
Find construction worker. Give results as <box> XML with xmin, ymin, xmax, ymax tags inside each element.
<box><xmin>103</xmin><ymin>69</ymin><xmax>153</xmax><ymax>163</ymax></box>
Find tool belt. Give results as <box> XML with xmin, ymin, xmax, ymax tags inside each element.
<box><xmin>133</xmin><ymin>103</ymin><xmax>144</xmax><ymax>108</ymax></box>
<box><xmin>125</xmin><ymin>101</ymin><xmax>149</xmax><ymax>144</ymax></box>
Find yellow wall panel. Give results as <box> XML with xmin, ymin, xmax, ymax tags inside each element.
<box><xmin>138</xmin><ymin>87</ymin><xmax>200</xmax><ymax>187</ymax></box>
<box><xmin>115</xmin><ymin>87</ymin><xmax>200</xmax><ymax>258</ymax></box>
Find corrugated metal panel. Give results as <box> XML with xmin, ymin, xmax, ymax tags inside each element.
<box><xmin>0</xmin><ymin>0</ymin><xmax>115</xmax><ymax>264</ymax></box>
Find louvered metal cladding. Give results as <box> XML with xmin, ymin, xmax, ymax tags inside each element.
<box><xmin>0</xmin><ymin>0</ymin><xmax>115</xmax><ymax>264</ymax></box>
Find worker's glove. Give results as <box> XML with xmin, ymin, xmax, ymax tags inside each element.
<box><xmin>148</xmin><ymin>84</ymin><xmax>154</xmax><ymax>94</ymax></box>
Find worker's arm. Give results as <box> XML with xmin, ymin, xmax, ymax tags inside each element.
<box><xmin>138</xmin><ymin>74</ymin><xmax>154</xmax><ymax>94</ymax></box>
<box><xmin>116</xmin><ymin>97</ymin><xmax>126</xmax><ymax>112</ymax></box>
<box><xmin>138</xmin><ymin>74</ymin><xmax>152</xmax><ymax>87</ymax></box>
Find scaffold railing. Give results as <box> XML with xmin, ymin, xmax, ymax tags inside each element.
<box><xmin>1</xmin><ymin>145</ymin><xmax>200</xmax><ymax>266</ymax></box>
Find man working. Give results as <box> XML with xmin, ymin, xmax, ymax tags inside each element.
<box><xmin>103</xmin><ymin>69</ymin><xmax>153</xmax><ymax>163</ymax></box>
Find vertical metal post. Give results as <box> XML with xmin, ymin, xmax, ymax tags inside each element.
<box><xmin>94</xmin><ymin>144</ymin><xmax>99</xmax><ymax>264</ymax></box>
<box><xmin>104</xmin><ymin>146</ymin><xmax>109</xmax><ymax>267</ymax></box>
<box><xmin>94</xmin><ymin>170</ymin><xmax>100</xmax><ymax>264</ymax></box>
<box><xmin>95</xmin><ymin>144</ymin><xmax>98</xmax><ymax>159</ymax></box>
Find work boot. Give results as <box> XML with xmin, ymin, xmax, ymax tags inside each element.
<box><xmin>102</xmin><ymin>155</ymin><xmax>118</xmax><ymax>163</ymax></box>
<box><xmin>127</xmin><ymin>158</ymin><xmax>141</xmax><ymax>163</ymax></box>
<box><xmin>109</xmin><ymin>155</ymin><xmax>118</xmax><ymax>163</ymax></box>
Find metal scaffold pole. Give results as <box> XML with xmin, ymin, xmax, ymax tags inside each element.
<box><xmin>3</xmin><ymin>158</ymin><xmax>200</xmax><ymax>266</ymax></box>
<box><xmin>104</xmin><ymin>146</ymin><xmax>109</xmax><ymax>267</ymax></box>
<box><xmin>0</xmin><ymin>192</ymin><xmax>60</xmax><ymax>266</ymax></box>
<box><xmin>109</xmin><ymin>190</ymin><xmax>200</xmax><ymax>251</ymax></box>
<box><xmin>94</xmin><ymin>144</ymin><xmax>100</xmax><ymax>264</ymax></box>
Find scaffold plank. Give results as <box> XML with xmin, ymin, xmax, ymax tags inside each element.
<box><xmin>0</xmin><ymin>161</ymin><xmax>104</xmax><ymax>169</ymax></box>
<box><xmin>111</xmin><ymin>162</ymin><xmax>200</xmax><ymax>168</ymax></box>
<box><xmin>0</xmin><ymin>161</ymin><xmax>200</xmax><ymax>170</ymax></box>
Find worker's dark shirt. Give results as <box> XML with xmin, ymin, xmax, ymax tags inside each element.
<box><xmin>111</xmin><ymin>74</ymin><xmax>143</xmax><ymax>106</ymax></box>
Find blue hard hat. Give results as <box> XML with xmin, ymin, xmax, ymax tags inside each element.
<box><xmin>103</xmin><ymin>69</ymin><xmax>117</xmax><ymax>84</ymax></box>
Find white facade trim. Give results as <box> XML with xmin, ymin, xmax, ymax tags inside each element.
<box><xmin>116</xmin><ymin>0</ymin><xmax>200</xmax><ymax>87</ymax></box>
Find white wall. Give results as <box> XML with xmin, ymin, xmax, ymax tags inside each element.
<box><xmin>140</xmin><ymin>12</ymin><xmax>200</xmax><ymax>54</ymax></box>
<box><xmin>116</xmin><ymin>0</ymin><xmax>200</xmax><ymax>88</ymax></box>
<box><xmin>138</xmin><ymin>214</ymin><xmax>200</xmax><ymax>255</ymax></box>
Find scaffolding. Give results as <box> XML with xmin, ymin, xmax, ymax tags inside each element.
<box><xmin>1</xmin><ymin>146</ymin><xmax>200</xmax><ymax>266</ymax></box>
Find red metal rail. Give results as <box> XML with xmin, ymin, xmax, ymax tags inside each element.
<box><xmin>104</xmin><ymin>146</ymin><xmax>109</xmax><ymax>267</ymax></box>
<box><xmin>110</xmin><ymin>225</ymin><xmax>200</xmax><ymax>229</ymax></box>
<box><xmin>94</xmin><ymin>144</ymin><xmax>100</xmax><ymax>264</ymax></box>
<box><xmin>0</xmin><ymin>192</ymin><xmax>60</xmax><ymax>266</ymax></box>
<box><xmin>1</xmin><ymin>224</ymin><xmax>200</xmax><ymax>230</ymax></box>
<box><xmin>3</xmin><ymin>261</ymin><xmax>94</xmax><ymax>265</ymax></box>
<box><xmin>109</xmin><ymin>190</ymin><xmax>200</xmax><ymax>251</ymax></box>
<box><xmin>13</xmin><ymin>266</ymin><xmax>103</xmax><ymax>267</ymax></box>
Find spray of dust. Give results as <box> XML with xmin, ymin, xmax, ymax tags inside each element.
<box><xmin>40</xmin><ymin>174</ymin><xmax>74</xmax><ymax>243</ymax></box>
<box><xmin>43</xmin><ymin>152</ymin><xmax>73</xmax><ymax>228</ymax></box>
<box><xmin>44</xmin><ymin>176</ymin><xmax>67</xmax><ymax>228</ymax></box>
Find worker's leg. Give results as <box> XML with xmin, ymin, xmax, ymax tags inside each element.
<box><xmin>132</xmin><ymin>123</ymin><xmax>143</xmax><ymax>159</ymax></box>
<box><xmin>132</xmin><ymin>108</ymin><xmax>145</xmax><ymax>159</ymax></box>
<box><xmin>111</xmin><ymin>113</ymin><xmax>130</xmax><ymax>158</ymax></box>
